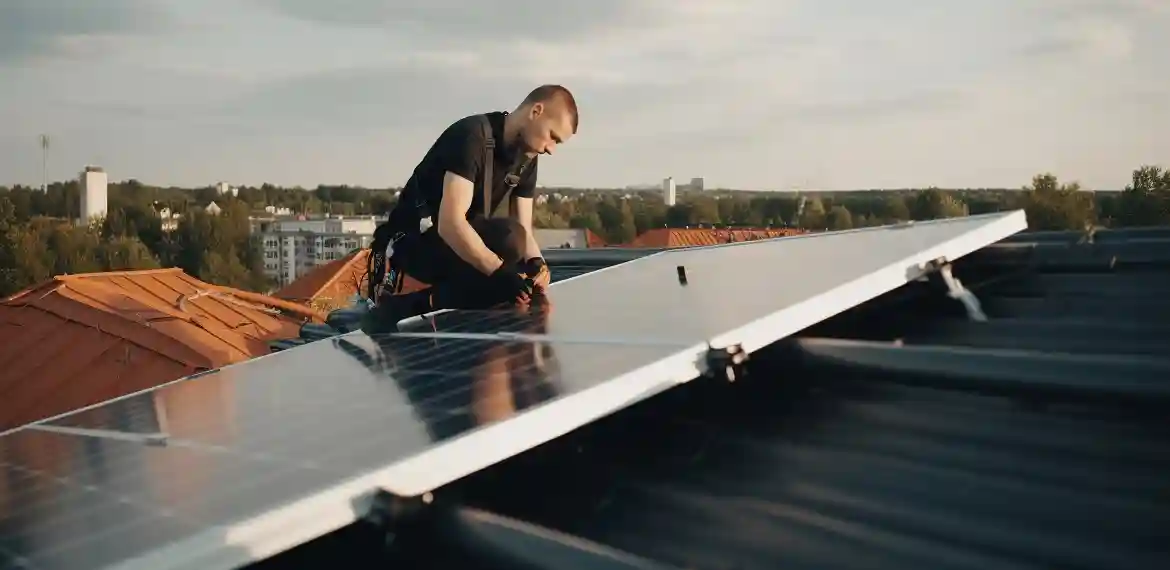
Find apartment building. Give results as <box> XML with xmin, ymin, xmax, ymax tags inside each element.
<box><xmin>252</xmin><ymin>215</ymin><xmax>384</xmax><ymax>287</ymax></box>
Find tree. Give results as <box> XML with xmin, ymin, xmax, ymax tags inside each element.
<box><xmin>1115</xmin><ymin>165</ymin><xmax>1170</xmax><ymax>227</ymax></box>
<box><xmin>97</xmin><ymin>236</ymin><xmax>162</xmax><ymax>271</ymax></box>
<box><xmin>664</xmin><ymin>204</ymin><xmax>692</xmax><ymax>228</ymax></box>
<box><xmin>911</xmin><ymin>188</ymin><xmax>969</xmax><ymax>220</ymax></box>
<box><xmin>878</xmin><ymin>195</ymin><xmax>911</xmax><ymax>224</ymax></box>
<box><xmin>760</xmin><ymin>196</ymin><xmax>800</xmax><ymax>226</ymax></box>
<box><xmin>169</xmin><ymin>202</ymin><xmax>267</xmax><ymax>291</ymax></box>
<box><xmin>0</xmin><ymin>196</ymin><xmax>15</xmax><ymax>234</ymax></box>
<box><xmin>568</xmin><ymin>211</ymin><xmax>603</xmax><ymax>235</ymax></box>
<box><xmin>0</xmin><ymin>222</ymin><xmax>54</xmax><ymax>295</ymax></box>
<box><xmin>689</xmin><ymin>197</ymin><xmax>721</xmax><ymax>225</ymax></box>
<box><xmin>627</xmin><ymin>199</ymin><xmax>664</xmax><ymax>234</ymax></box>
<box><xmin>3</xmin><ymin>164</ymin><xmax>1170</xmax><ymax>298</ymax></box>
<box><xmin>825</xmin><ymin>205</ymin><xmax>854</xmax><ymax>231</ymax></box>
<box><xmin>1019</xmin><ymin>173</ymin><xmax>1096</xmax><ymax>231</ymax></box>
<box><xmin>0</xmin><ymin>219</ymin><xmax>160</xmax><ymax>296</ymax></box>
<box><xmin>199</xmin><ymin>248</ymin><xmax>254</xmax><ymax>290</ymax></box>
<box><xmin>595</xmin><ymin>198</ymin><xmax>636</xmax><ymax>244</ymax></box>
<box><xmin>798</xmin><ymin>197</ymin><xmax>826</xmax><ymax>229</ymax></box>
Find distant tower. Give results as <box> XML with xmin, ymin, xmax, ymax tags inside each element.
<box><xmin>40</xmin><ymin>135</ymin><xmax>50</xmax><ymax>192</ymax></box>
<box><xmin>663</xmin><ymin>177</ymin><xmax>677</xmax><ymax>206</ymax></box>
<box><xmin>690</xmin><ymin>177</ymin><xmax>704</xmax><ymax>192</ymax></box>
<box><xmin>79</xmin><ymin>166</ymin><xmax>109</xmax><ymax>223</ymax></box>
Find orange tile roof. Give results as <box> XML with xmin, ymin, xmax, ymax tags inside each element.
<box><xmin>276</xmin><ymin>249</ymin><xmax>372</xmax><ymax>311</ymax></box>
<box><xmin>0</xmin><ymin>268</ymin><xmax>323</xmax><ymax>432</ymax></box>
<box><xmin>623</xmin><ymin>227</ymin><xmax>808</xmax><ymax>248</ymax></box>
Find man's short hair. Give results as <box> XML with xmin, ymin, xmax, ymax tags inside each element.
<box><xmin>522</xmin><ymin>84</ymin><xmax>578</xmax><ymax>134</ymax></box>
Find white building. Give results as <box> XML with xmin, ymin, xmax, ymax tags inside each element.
<box><xmin>534</xmin><ymin>228</ymin><xmax>597</xmax><ymax>249</ymax></box>
<box><xmin>215</xmin><ymin>181</ymin><xmax>239</xmax><ymax>197</ymax></box>
<box><xmin>662</xmin><ymin>176</ymin><xmax>677</xmax><ymax>207</ymax></box>
<box><xmin>252</xmin><ymin>215</ymin><xmax>383</xmax><ymax>287</ymax></box>
<box><xmin>79</xmin><ymin>166</ymin><xmax>108</xmax><ymax>223</ymax></box>
<box><xmin>155</xmin><ymin>205</ymin><xmax>180</xmax><ymax>232</ymax></box>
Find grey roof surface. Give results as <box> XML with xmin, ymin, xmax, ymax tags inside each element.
<box><xmin>254</xmin><ymin>226</ymin><xmax>1170</xmax><ymax>570</ymax></box>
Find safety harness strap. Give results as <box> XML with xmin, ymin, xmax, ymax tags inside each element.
<box><xmin>482</xmin><ymin>116</ymin><xmax>495</xmax><ymax>218</ymax></box>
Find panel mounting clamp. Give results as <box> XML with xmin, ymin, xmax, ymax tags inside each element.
<box><xmin>923</xmin><ymin>258</ymin><xmax>988</xmax><ymax>322</ymax></box>
<box><xmin>362</xmin><ymin>489</ymin><xmax>434</xmax><ymax>529</ymax></box>
<box><xmin>705</xmin><ymin>343</ymin><xmax>749</xmax><ymax>382</ymax></box>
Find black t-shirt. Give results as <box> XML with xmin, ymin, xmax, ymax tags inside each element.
<box><xmin>389</xmin><ymin>111</ymin><xmax>539</xmax><ymax>233</ymax></box>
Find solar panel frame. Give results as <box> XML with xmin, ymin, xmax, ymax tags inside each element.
<box><xmin>1</xmin><ymin>211</ymin><xmax>1028</xmax><ymax>570</ymax></box>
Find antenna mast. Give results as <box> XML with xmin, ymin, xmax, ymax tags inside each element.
<box><xmin>39</xmin><ymin>134</ymin><xmax>50</xmax><ymax>192</ymax></box>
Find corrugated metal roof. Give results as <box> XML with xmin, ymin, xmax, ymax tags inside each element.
<box><xmin>249</xmin><ymin>227</ymin><xmax>1170</xmax><ymax>569</ymax></box>
<box><xmin>0</xmin><ymin>268</ymin><xmax>318</xmax><ymax>432</ymax></box>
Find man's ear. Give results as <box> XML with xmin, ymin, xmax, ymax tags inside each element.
<box><xmin>530</xmin><ymin>102</ymin><xmax>543</xmax><ymax>119</ymax></box>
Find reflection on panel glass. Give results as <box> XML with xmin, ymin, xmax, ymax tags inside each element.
<box><xmin>402</xmin><ymin>307</ymin><xmax>552</xmax><ymax>336</ymax></box>
<box><xmin>0</xmin><ymin>298</ymin><xmax>691</xmax><ymax>570</ymax></box>
<box><xmin>337</xmin><ymin>300</ymin><xmax>562</xmax><ymax>442</ymax></box>
<box><xmin>35</xmin><ymin>391</ymin><xmax>169</xmax><ymax>440</ymax></box>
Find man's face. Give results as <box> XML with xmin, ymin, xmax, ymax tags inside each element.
<box><xmin>519</xmin><ymin>101</ymin><xmax>574</xmax><ymax>158</ymax></box>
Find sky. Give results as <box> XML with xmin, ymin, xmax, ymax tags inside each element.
<box><xmin>0</xmin><ymin>0</ymin><xmax>1166</xmax><ymax>191</ymax></box>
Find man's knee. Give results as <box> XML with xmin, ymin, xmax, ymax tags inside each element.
<box><xmin>472</xmin><ymin>218</ymin><xmax>528</xmax><ymax>265</ymax></box>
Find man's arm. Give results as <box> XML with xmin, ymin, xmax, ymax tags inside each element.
<box><xmin>438</xmin><ymin>172</ymin><xmax>504</xmax><ymax>275</ymax></box>
<box><xmin>510</xmin><ymin>159</ymin><xmax>543</xmax><ymax>261</ymax></box>
<box><xmin>511</xmin><ymin>196</ymin><xmax>543</xmax><ymax>260</ymax></box>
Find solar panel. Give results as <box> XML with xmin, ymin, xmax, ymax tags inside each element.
<box><xmin>0</xmin><ymin>210</ymin><xmax>1027</xmax><ymax>570</ymax></box>
<box><xmin>401</xmin><ymin>211</ymin><xmax>1028</xmax><ymax>353</ymax></box>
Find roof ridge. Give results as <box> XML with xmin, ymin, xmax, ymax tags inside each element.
<box><xmin>274</xmin><ymin>250</ymin><xmax>370</xmax><ymax>307</ymax></box>
<box><xmin>56</xmin><ymin>268</ymin><xmax>183</xmax><ymax>281</ymax></box>
<box><xmin>1</xmin><ymin>297</ymin><xmax>219</xmax><ymax>369</ymax></box>
<box><xmin>58</xmin><ymin>277</ymin><xmax>195</xmax><ymax>325</ymax></box>
<box><xmin>219</xmin><ymin>286</ymin><xmax>325</xmax><ymax>322</ymax></box>
<box><xmin>309</xmin><ymin>250</ymin><xmax>367</xmax><ymax>300</ymax></box>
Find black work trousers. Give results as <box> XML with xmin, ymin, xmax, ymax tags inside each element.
<box><xmin>389</xmin><ymin>217</ymin><xmax>529</xmax><ymax>310</ymax></box>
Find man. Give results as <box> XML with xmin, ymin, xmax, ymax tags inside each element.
<box><xmin>366</xmin><ymin>84</ymin><xmax>579</xmax><ymax>329</ymax></box>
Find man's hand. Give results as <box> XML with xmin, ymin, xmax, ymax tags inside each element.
<box><xmin>522</xmin><ymin>257</ymin><xmax>551</xmax><ymax>292</ymax></box>
<box><xmin>489</xmin><ymin>265</ymin><xmax>534</xmax><ymax>305</ymax></box>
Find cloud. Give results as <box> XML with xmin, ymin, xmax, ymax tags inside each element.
<box><xmin>0</xmin><ymin>0</ymin><xmax>1166</xmax><ymax>190</ymax></box>
<box><xmin>1018</xmin><ymin>16</ymin><xmax>1135</xmax><ymax>63</ymax></box>
<box><xmin>255</xmin><ymin>0</ymin><xmax>648</xmax><ymax>43</ymax></box>
<box><xmin>207</xmin><ymin>64</ymin><xmax>523</xmax><ymax>136</ymax></box>
<box><xmin>0</xmin><ymin>0</ymin><xmax>168</xmax><ymax>63</ymax></box>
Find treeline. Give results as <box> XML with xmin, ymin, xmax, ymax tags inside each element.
<box><xmin>546</xmin><ymin>167</ymin><xmax>1170</xmax><ymax>244</ymax></box>
<box><xmin>0</xmin><ymin>192</ymin><xmax>266</xmax><ymax>296</ymax></box>
<box><xmin>1</xmin><ymin>165</ymin><xmax>1166</xmax><ymax>297</ymax></box>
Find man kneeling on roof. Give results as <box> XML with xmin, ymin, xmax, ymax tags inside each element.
<box><xmin>364</xmin><ymin>85</ymin><xmax>579</xmax><ymax>331</ymax></box>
